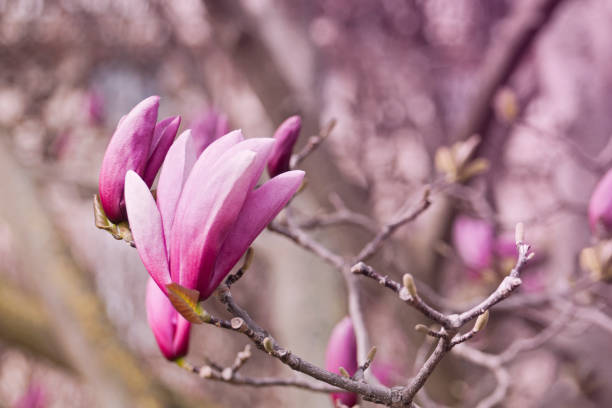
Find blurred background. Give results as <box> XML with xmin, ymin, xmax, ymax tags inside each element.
<box><xmin>1</xmin><ymin>0</ymin><xmax>612</xmax><ymax>407</ymax></box>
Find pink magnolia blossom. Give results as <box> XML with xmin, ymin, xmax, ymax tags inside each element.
<box><xmin>370</xmin><ymin>361</ymin><xmax>399</xmax><ymax>388</ymax></box>
<box><xmin>267</xmin><ymin>115</ymin><xmax>301</xmax><ymax>177</ymax></box>
<box><xmin>87</xmin><ymin>89</ymin><xmax>105</xmax><ymax>125</ymax></box>
<box><xmin>588</xmin><ymin>168</ymin><xmax>612</xmax><ymax>236</ymax></box>
<box><xmin>125</xmin><ymin>129</ymin><xmax>304</xmax><ymax>300</ymax></box>
<box><xmin>189</xmin><ymin>109</ymin><xmax>230</xmax><ymax>155</ymax></box>
<box><xmin>326</xmin><ymin>317</ymin><xmax>358</xmax><ymax>407</ymax></box>
<box><xmin>325</xmin><ymin>317</ymin><xmax>398</xmax><ymax>407</ymax></box>
<box><xmin>146</xmin><ymin>278</ymin><xmax>191</xmax><ymax>360</ymax></box>
<box><xmin>14</xmin><ymin>383</ymin><xmax>45</xmax><ymax>408</ymax></box>
<box><xmin>99</xmin><ymin>96</ymin><xmax>181</xmax><ymax>222</ymax></box>
<box><xmin>452</xmin><ymin>215</ymin><xmax>495</xmax><ymax>276</ymax></box>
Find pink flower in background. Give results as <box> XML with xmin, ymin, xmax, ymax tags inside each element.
<box><xmin>588</xmin><ymin>168</ymin><xmax>612</xmax><ymax>236</ymax></box>
<box><xmin>325</xmin><ymin>317</ymin><xmax>398</xmax><ymax>408</ymax></box>
<box><xmin>452</xmin><ymin>215</ymin><xmax>495</xmax><ymax>276</ymax></box>
<box><xmin>87</xmin><ymin>90</ymin><xmax>105</xmax><ymax>125</ymax></box>
<box><xmin>125</xmin><ymin>129</ymin><xmax>304</xmax><ymax>300</ymax></box>
<box><xmin>267</xmin><ymin>115</ymin><xmax>301</xmax><ymax>177</ymax></box>
<box><xmin>14</xmin><ymin>383</ymin><xmax>46</xmax><ymax>408</ymax></box>
<box><xmin>370</xmin><ymin>361</ymin><xmax>399</xmax><ymax>388</ymax></box>
<box><xmin>146</xmin><ymin>278</ymin><xmax>191</xmax><ymax>360</ymax></box>
<box><xmin>99</xmin><ymin>96</ymin><xmax>181</xmax><ymax>222</ymax></box>
<box><xmin>189</xmin><ymin>109</ymin><xmax>229</xmax><ymax>155</ymax></box>
<box><xmin>326</xmin><ymin>317</ymin><xmax>358</xmax><ymax>407</ymax></box>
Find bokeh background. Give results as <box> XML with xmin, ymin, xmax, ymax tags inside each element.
<box><xmin>1</xmin><ymin>0</ymin><xmax>612</xmax><ymax>407</ymax></box>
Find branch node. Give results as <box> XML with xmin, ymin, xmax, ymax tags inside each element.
<box><xmin>231</xmin><ymin>317</ymin><xmax>247</xmax><ymax>332</ymax></box>
<box><xmin>199</xmin><ymin>365</ymin><xmax>213</xmax><ymax>379</ymax></box>
<box><xmin>221</xmin><ymin>367</ymin><xmax>233</xmax><ymax>381</ymax></box>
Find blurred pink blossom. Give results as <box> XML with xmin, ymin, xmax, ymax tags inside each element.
<box><xmin>452</xmin><ymin>215</ymin><xmax>495</xmax><ymax>276</ymax></box>
<box><xmin>325</xmin><ymin>317</ymin><xmax>397</xmax><ymax>407</ymax></box>
<box><xmin>14</xmin><ymin>383</ymin><xmax>46</xmax><ymax>408</ymax></box>
<box><xmin>588</xmin><ymin>168</ymin><xmax>612</xmax><ymax>237</ymax></box>
<box><xmin>189</xmin><ymin>109</ymin><xmax>229</xmax><ymax>155</ymax></box>
<box><xmin>86</xmin><ymin>90</ymin><xmax>105</xmax><ymax>125</ymax></box>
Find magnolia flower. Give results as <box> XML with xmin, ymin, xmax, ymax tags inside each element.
<box><xmin>326</xmin><ymin>317</ymin><xmax>358</xmax><ymax>407</ymax></box>
<box><xmin>14</xmin><ymin>383</ymin><xmax>45</xmax><ymax>408</ymax></box>
<box><xmin>267</xmin><ymin>115</ymin><xmax>301</xmax><ymax>178</ymax></box>
<box><xmin>588</xmin><ymin>169</ymin><xmax>612</xmax><ymax>236</ymax></box>
<box><xmin>146</xmin><ymin>278</ymin><xmax>191</xmax><ymax>360</ymax></box>
<box><xmin>99</xmin><ymin>96</ymin><xmax>181</xmax><ymax>222</ymax></box>
<box><xmin>189</xmin><ymin>109</ymin><xmax>229</xmax><ymax>155</ymax></box>
<box><xmin>325</xmin><ymin>317</ymin><xmax>397</xmax><ymax>407</ymax></box>
<box><xmin>125</xmin><ymin>129</ymin><xmax>304</xmax><ymax>300</ymax></box>
<box><xmin>452</xmin><ymin>215</ymin><xmax>495</xmax><ymax>274</ymax></box>
<box><xmin>87</xmin><ymin>89</ymin><xmax>105</xmax><ymax>125</ymax></box>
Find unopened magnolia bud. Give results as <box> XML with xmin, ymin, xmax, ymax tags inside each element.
<box><xmin>339</xmin><ymin>366</ymin><xmax>351</xmax><ymax>378</ymax></box>
<box><xmin>326</xmin><ymin>317</ymin><xmax>358</xmax><ymax>406</ymax></box>
<box><xmin>515</xmin><ymin>222</ymin><xmax>525</xmax><ymax>244</ymax></box>
<box><xmin>474</xmin><ymin>311</ymin><xmax>490</xmax><ymax>332</ymax></box>
<box><xmin>267</xmin><ymin>116</ymin><xmax>302</xmax><ymax>177</ymax></box>
<box><xmin>402</xmin><ymin>274</ymin><xmax>418</xmax><ymax>298</ymax></box>
<box><xmin>588</xmin><ymin>169</ymin><xmax>612</xmax><ymax>236</ymax></box>
<box><xmin>414</xmin><ymin>324</ymin><xmax>430</xmax><ymax>334</ymax></box>
<box><xmin>367</xmin><ymin>346</ymin><xmax>377</xmax><ymax>362</ymax></box>
<box><xmin>263</xmin><ymin>337</ymin><xmax>274</xmax><ymax>353</ymax></box>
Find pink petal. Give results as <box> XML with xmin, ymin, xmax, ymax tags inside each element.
<box><xmin>452</xmin><ymin>215</ymin><xmax>494</xmax><ymax>272</ymax></box>
<box><xmin>172</xmin><ymin>314</ymin><xmax>191</xmax><ymax>358</ymax></box>
<box><xmin>267</xmin><ymin>115</ymin><xmax>301</xmax><ymax>177</ymax></box>
<box><xmin>204</xmin><ymin>170</ymin><xmax>304</xmax><ymax>298</ymax></box>
<box><xmin>142</xmin><ymin>115</ymin><xmax>181</xmax><ymax>186</ymax></box>
<box><xmin>145</xmin><ymin>278</ymin><xmax>190</xmax><ymax>360</ymax></box>
<box><xmin>589</xmin><ymin>168</ymin><xmax>612</xmax><ymax>234</ymax></box>
<box><xmin>220</xmin><ymin>137</ymin><xmax>275</xmax><ymax>192</ymax></box>
<box><xmin>187</xmin><ymin>129</ymin><xmax>244</xmax><ymax>177</ymax></box>
<box><xmin>170</xmin><ymin>150</ymin><xmax>259</xmax><ymax>295</ymax></box>
<box><xmin>156</xmin><ymin>130</ymin><xmax>197</xmax><ymax>258</ymax></box>
<box><xmin>190</xmin><ymin>109</ymin><xmax>230</xmax><ymax>155</ymax></box>
<box><xmin>146</xmin><ymin>278</ymin><xmax>175</xmax><ymax>359</ymax></box>
<box><xmin>326</xmin><ymin>317</ymin><xmax>358</xmax><ymax>407</ymax></box>
<box><xmin>124</xmin><ymin>171</ymin><xmax>171</xmax><ymax>292</ymax></box>
<box><xmin>99</xmin><ymin>96</ymin><xmax>159</xmax><ymax>222</ymax></box>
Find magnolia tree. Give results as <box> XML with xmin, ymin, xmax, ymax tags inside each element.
<box><xmin>90</xmin><ymin>96</ymin><xmax>607</xmax><ymax>408</ymax></box>
<box><xmin>5</xmin><ymin>1</ymin><xmax>612</xmax><ymax>407</ymax></box>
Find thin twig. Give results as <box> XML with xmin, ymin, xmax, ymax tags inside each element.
<box><xmin>291</xmin><ymin>118</ymin><xmax>336</xmax><ymax>168</ymax></box>
<box><xmin>351</xmin><ymin>262</ymin><xmax>449</xmax><ymax>327</ymax></box>
<box><xmin>267</xmin><ymin>220</ymin><xmax>345</xmax><ymax>269</ymax></box>
<box><xmin>355</xmin><ymin>189</ymin><xmax>431</xmax><ymax>262</ymax></box>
